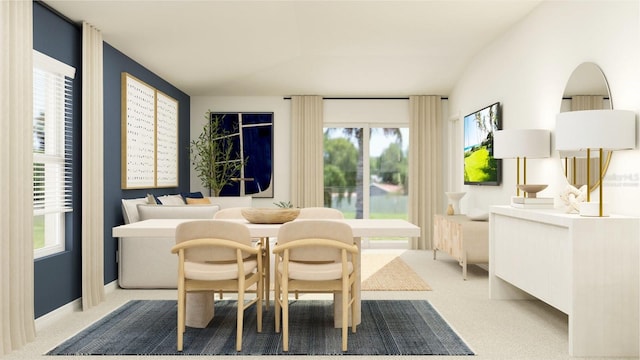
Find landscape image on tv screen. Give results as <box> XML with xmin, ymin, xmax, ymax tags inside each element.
<box><xmin>463</xmin><ymin>102</ymin><xmax>501</xmax><ymax>185</ymax></box>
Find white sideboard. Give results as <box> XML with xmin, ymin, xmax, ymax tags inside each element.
<box><xmin>489</xmin><ymin>205</ymin><xmax>639</xmax><ymax>357</ymax></box>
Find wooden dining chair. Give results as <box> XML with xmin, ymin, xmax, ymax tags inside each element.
<box><xmin>171</xmin><ymin>220</ymin><xmax>262</xmax><ymax>352</ymax></box>
<box><xmin>273</xmin><ymin>219</ymin><xmax>358</xmax><ymax>352</ymax></box>
<box><xmin>213</xmin><ymin>208</ymin><xmax>271</xmax><ymax>309</ymax></box>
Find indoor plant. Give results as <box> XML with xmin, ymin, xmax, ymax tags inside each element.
<box><xmin>190</xmin><ymin>110</ymin><xmax>245</xmax><ymax>196</ymax></box>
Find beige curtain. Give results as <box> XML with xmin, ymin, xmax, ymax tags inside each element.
<box><xmin>0</xmin><ymin>0</ymin><xmax>36</xmax><ymax>354</ymax></box>
<box><xmin>290</xmin><ymin>96</ymin><xmax>324</xmax><ymax>207</ymax></box>
<box><xmin>408</xmin><ymin>96</ymin><xmax>442</xmax><ymax>250</ymax></box>
<box><xmin>81</xmin><ymin>22</ymin><xmax>105</xmax><ymax>310</ymax></box>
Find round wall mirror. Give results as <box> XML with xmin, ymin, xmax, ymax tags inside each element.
<box><xmin>560</xmin><ymin>62</ymin><xmax>612</xmax><ymax>192</ymax></box>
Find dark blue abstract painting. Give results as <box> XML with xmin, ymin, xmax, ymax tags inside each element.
<box><xmin>212</xmin><ymin>112</ymin><xmax>273</xmax><ymax>198</ymax></box>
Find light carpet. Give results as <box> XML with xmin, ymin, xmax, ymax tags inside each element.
<box><xmin>47</xmin><ymin>299</ymin><xmax>473</xmax><ymax>356</ymax></box>
<box><xmin>361</xmin><ymin>253</ymin><xmax>431</xmax><ymax>291</ymax></box>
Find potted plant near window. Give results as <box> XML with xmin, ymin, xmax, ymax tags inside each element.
<box><xmin>190</xmin><ymin>110</ymin><xmax>245</xmax><ymax>196</ymax></box>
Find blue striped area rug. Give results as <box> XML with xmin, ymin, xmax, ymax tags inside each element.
<box><xmin>47</xmin><ymin>299</ymin><xmax>474</xmax><ymax>356</ymax></box>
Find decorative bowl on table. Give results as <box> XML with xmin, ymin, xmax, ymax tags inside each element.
<box><xmin>517</xmin><ymin>184</ymin><xmax>548</xmax><ymax>198</ymax></box>
<box><xmin>241</xmin><ymin>207</ymin><xmax>300</xmax><ymax>224</ymax></box>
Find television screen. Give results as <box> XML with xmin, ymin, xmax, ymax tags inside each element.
<box><xmin>463</xmin><ymin>102</ymin><xmax>501</xmax><ymax>185</ymax></box>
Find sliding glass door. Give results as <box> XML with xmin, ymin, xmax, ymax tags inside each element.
<box><xmin>324</xmin><ymin>126</ymin><xmax>409</xmax><ymax>247</ymax></box>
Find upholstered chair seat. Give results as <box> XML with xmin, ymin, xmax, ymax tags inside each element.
<box><xmin>278</xmin><ymin>261</ymin><xmax>353</xmax><ymax>281</ymax></box>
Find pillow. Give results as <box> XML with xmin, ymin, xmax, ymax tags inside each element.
<box><xmin>467</xmin><ymin>208</ymin><xmax>489</xmax><ymax>221</ymax></box>
<box><xmin>146</xmin><ymin>193</ymin><xmax>157</xmax><ymax>204</ymax></box>
<box><xmin>186</xmin><ymin>197</ymin><xmax>211</xmax><ymax>205</ymax></box>
<box><xmin>156</xmin><ymin>194</ymin><xmax>185</xmax><ymax>205</ymax></box>
<box><xmin>137</xmin><ymin>204</ymin><xmax>220</xmax><ymax>220</ymax></box>
<box><xmin>121</xmin><ymin>197</ymin><xmax>149</xmax><ymax>224</ymax></box>
<box><xmin>181</xmin><ymin>191</ymin><xmax>204</xmax><ymax>199</ymax></box>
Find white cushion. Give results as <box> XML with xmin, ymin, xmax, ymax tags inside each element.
<box><xmin>157</xmin><ymin>194</ymin><xmax>185</xmax><ymax>205</ymax></box>
<box><xmin>467</xmin><ymin>208</ymin><xmax>489</xmax><ymax>221</ymax></box>
<box><xmin>137</xmin><ymin>204</ymin><xmax>220</xmax><ymax>220</ymax></box>
<box><xmin>279</xmin><ymin>261</ymin><xmax>353</xmax><ymax>281</ymax></box>
<box><xmin>121</xmin><ymin>197</ymin><xmax>149</xmax><ymax>224</ymax></box>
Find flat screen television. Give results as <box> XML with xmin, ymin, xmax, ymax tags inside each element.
<box><xmin>463</xmin><ymin>102</ymin><xmax>501</xmax><ymax>186</ymax></box>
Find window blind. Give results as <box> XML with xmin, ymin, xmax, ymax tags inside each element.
<box><xmin>32</xmin><ymin>50</ymin><xmax>75</xmax><ymax>215</ymax></box>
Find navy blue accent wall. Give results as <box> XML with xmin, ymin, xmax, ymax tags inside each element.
<box><xmin>102</xmin><ymin>44</ymin><xmax>190</xmax><ymax>283</ymax></box>
<box><xmin>33</xmin><ymin>1</ymin><xmax>82</xmax><ymax>318</ymax></box>
<box><xmin>33</xmin><ymin>2</ymin><xmax>190</xmax><ymax>318</ymax></box>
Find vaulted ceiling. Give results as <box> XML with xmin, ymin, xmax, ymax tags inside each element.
<box><xmin>46</xmin><ymin>0</ymin><xmax>542</xmax><ymax>97</ymax></box>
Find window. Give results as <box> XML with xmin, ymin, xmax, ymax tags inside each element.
<box><xmin>323</xmin><ymin>99</ymin><xmax>410</xmax><ymax>248</ymax></box>
<box><xmin>323</xmin><ymin>126</ymin><xmax>409</xmax><ymax>220</ymax></box>
<box><xmin>32</xmin><ymin>50</ymin><xmax>75</xmax><ymax>258</ymax></box>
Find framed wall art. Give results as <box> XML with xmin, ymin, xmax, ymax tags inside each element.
<box><xmin>121</xmin><ymin>72</ymin><xmax>156</xmax><ymax>189</ymax></box>
<box><xmin>155</xmin><ymin>91</ymin><xmax>179</xmax><ymax>188</ymax></box>
<box><xmin>121</xmin><ymin>72</ymin><xmax>179</xmax><ymax>189</ymax></box>
<box><xmin>212</xmin><ymin>112</ymin><xmax>274</xmax><ymax>198</ymax></box>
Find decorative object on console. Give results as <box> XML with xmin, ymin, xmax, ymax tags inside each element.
<box><xmin>559</xmin><ymin>184</ymin><xmax>587</xmax><ymax>214</ymax></box>
<box><xmin>512</xmin><ymin>184</ymin><xmax>553</xmax><ymax>209</ymax></box>
<box><xmin>493</xmin><ymin>129</ymin><xmax>550</xmax><ymax>197</ymax></box>
<box><xmin>445</xmin><ymin>191</ymin><xmax>466</xmax><ymax>215</ymax></box>
<box><xmin>241</xmin><ymin>207</ymin><xmax>300</xmax><ymax>224</ymax></box>
<box><xmin>516</xmin><ymin>184</ymin><xmax>547</xmax><ymax>198</ymax></box>
<box><xmin>467</xmin><ymin>208</ymin><xmax>489</xmax><ymax>221</ymax></box>
<box><xmin>556</xmin><ymin>109</ymin><xmax>636</xmax><ymax>217</ymax></box>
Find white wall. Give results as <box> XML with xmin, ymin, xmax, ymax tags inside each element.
<box><xmin>448</xmin><ymin>0</ymin><xmax>640</xmax><ymax>216</ymax></box>
<box><xmin>190</xmin><ymin>96</ymin><xmax>291</xmax><ymax>208</ymax></box>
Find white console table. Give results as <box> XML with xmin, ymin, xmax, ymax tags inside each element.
<box><xmin>489</xmin><ymin>205</ymin><xmax>639</xmax><ymax>357</ymax></box>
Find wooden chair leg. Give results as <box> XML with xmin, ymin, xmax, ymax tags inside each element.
<box><xmin>342</xmin><ymin>280</ymin><xmax>348</xmax><ymax>351</ymax></box>
<box><xmin>236</xmin><ymin>289</ymin><xmax>244</xmax><ymax>351</ymax></box>
<box><xmin>282</xmin><ymin>281</ymin><xmax>289</xmax><ymax>352</ymax></box>
<box><xmin>257</xmin><ymin>272</ymin><xmax>263</xmax><ymax>332</ymax></box>
<box><xmin>263</xmin><ymin>237</ymin><xmax>270</xmax><ymax>311</ymax></box>
<box><xmin>274</xmin><ymin>281</ymin><xmax>281</xmax><ymax>332</ymax></box>
<box><xmin>351</xmin><ymin>281</ymin><xmax>357</xmax><ymax>333</ymax></box>
<box><xmin>177</xmin><ymin>283</ymin><xmax>185</xmax><ymax>351</ymax></box>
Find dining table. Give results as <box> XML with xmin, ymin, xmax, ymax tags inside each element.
<box><xmin>112</xmin><ymin>218</ymin><xmax>421</xmax><ymax>328</ymax></box>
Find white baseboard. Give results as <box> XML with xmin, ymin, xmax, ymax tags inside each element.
<box><xmin>35</xmin><ymin>280</ymin><xmax>119</xmax><ymax>331</ymax></box>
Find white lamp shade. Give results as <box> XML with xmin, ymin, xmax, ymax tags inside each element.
<box><xmin>493</xmin><ymin>129</ymin><xmax>550</xmax><ymax>159</ymax></box>
<box><xmin>556</xmin><ymin>109</ymin><xmax>636</xmax><ymax>150</ymax></box>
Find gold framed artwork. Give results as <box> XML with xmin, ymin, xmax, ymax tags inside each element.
<box><xmin>121</xmin><ymin>72</ymin><xmax>179</xmax><ymax>189</ymax></box>
<box><xmin>155</xmin><ymin>90</ymin><xmax>179</xmax><ymax>187</ymax></box>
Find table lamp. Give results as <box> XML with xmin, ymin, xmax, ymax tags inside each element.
<box><xmin>558</xmin><ymin>149</ymin><xmax>602</xmax><ymax>202</ymax></box>
<box><xmin>494</xmin><ymin>129</ymin><xmax>551</xmax><ymax>197</ymax></box>
<box><xmin>555</xmin><ymin>109</ymin><xmax>636</xmax><ymax>217</ymax></box>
